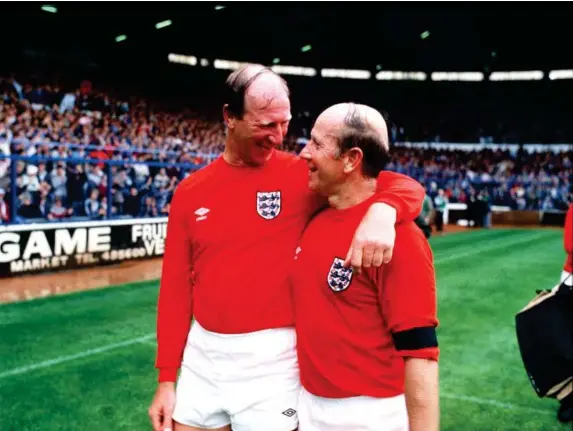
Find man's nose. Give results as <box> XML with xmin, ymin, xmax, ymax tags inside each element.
<box><xmin>299</xmin><ymin>145</ymin><xmax>311</xmax><ymax>159</ymax></box>
<box><xmin>267</xmin><ymin>126</ymin><xmax>285</xmax><ymax>145</ymax></box>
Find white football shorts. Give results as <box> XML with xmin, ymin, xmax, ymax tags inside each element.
<box><xmin>298</xmin><ymin>387</ymin><xmax>408</xmax><ymax>431</ymax></box>
<box><xmin>172</xmin><ymin>320</ymin><xmax>300</xmax><ymax>431</ymax></box>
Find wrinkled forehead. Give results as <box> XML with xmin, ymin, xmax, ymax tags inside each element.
<box><xmin>311</xmin><ymin>113</ymin><xmax>343</xmax><ymax>142</ymax></box>
<box><xmin>244</xmin><ymin>95</ymin><xmax>291</xmax><ymax>124</ymax></box>
<box><xmin>244</xmin><ymin>77</ymin><xmax>292</xmax><ymax>125</ymax></box>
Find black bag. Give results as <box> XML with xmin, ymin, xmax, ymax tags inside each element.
<box><xmin>515</xmin><ymin>279</ymin><xmax>573</xmax><ymax>400</ymax></box>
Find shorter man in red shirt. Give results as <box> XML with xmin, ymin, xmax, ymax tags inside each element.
<box><xmin>292</xmin><ymin>103</ymin><xmax>439</xmax><ymax>431</ymax></box>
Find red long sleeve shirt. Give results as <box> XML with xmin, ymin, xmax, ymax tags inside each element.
<box><xmin>564</xmin><ymin>204</ymin><xmax>572</xmax><ymax>274</ymax></box>
<box><xmin>156</xmin><ymin>150</ymin><xmax>424</xmax><ymax>382</ymax></box>
<box><xmin>292</xmin><ymin>196</ymin><xmax>439</xmax><ymax>398</ymax></box>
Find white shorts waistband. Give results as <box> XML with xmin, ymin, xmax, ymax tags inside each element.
<box><xmin>190</xmin><ymin>320</ymin><xmax>296</xmax><ymax>352</ymax></box>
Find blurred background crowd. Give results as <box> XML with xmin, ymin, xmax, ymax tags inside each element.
<box><xmin>0</xmin><ymin>72</ymin><xmax>571</xmax><ymax>224</ymax></box>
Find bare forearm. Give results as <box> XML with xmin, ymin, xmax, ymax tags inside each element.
<box><xmin>404</xmin><ymin>358</ymin><xmax>439</xmax><ymax>431</ymax></box>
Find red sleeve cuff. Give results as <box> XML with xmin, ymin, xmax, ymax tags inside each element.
<box><xmin>158</xmin><ymin>368</ymin><xmax>179</xmax><ymax>383</ymax></box>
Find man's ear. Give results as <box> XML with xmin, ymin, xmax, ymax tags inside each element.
<box><xmin>343</xmin><ymin>148</ymin><xmax>364</xmax><ymax>174</ymax></box>
<box><xmin>223</xmin><ymin>104</ymin><xmax>236</xmax><ymax>130</ymax></box>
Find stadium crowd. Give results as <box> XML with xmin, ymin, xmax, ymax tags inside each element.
<box><xmin>0</xmin><ymin>74</ymin><xmax>571</xmax><ymax>224</ymax></box>
<box><xmin>387</xmin><ymin>147</ymin><xmax>572</xmax><ymax>211</ymax></box>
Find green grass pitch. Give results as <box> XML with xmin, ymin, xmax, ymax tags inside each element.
<box><xmin>0</xmin><ymin>228</ymin><xmax>570</xmax><ymax>430</ymax></box>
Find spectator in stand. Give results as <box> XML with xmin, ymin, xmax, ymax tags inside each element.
<box><xmin>17</xmin><ymin>192</ymin><xmax>43</xmax><ymax>220</ymax></box>
<box><xmin>153</xmin><ymin>168</ymin><xmax>170</xmax><ymax>189</ymax></box>
<box><xmin>124</xmin><ymin>186</ymin><xmax>142</xmax><ymax>217</ymax></box>
<box><xmin>84</xmin><ymin>189</ymin><xmax>101</xmax><ymax>218</ymax></box>
<box><xmin>50</xmin><ymin>164</ymin><xmax>67</xmax><ymax>199</ymax></box>
<box><xmin>99</xmin><ymin>196</ymin><xmax>110</xmax><ymax>218</ymax></box>
<box><xmin>37</xmin><ymin>162</ymin><xmax>49</xmax><ymax>183</ymax></box>
<box><xmin>37</xmin><ymin>189</ymin><xmax>51</xmax><ymax>218</ymax></box>
<box><xmin>142</xmin><ymin>196</ymin><xmax>158</xmax><ymax>217</ymax></box>
<box><xmin>0</xmin><ymin>188</ymin><xmax>9</xmax><ymax>224</ymax></box>
<box><xmin>22</xmin><ymin>164</ymin><xmax>41</xmax><ymax>197</ymax></box>
<box><xmin>48</xmin><ymin>196</ymin><xmax>73</xmax><ymax>220</ymax></box>
<box><xmin>433</xmin><ymin>189</ymin><xmax>447</xmax><ymax>232</ymax></box>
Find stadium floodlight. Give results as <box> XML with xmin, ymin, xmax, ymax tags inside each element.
<box><xmin>376</xmin><ymin>71</ymin><xmax>427</xmax><ymax>81</ymax></box>
<box><xmin>549</xmin><ymin>69</ymin><xmax>573</xmax><ymax>80</ymax></box>
<box><xmin>431</xmin><ymin>72</ymin><xmax>484</xmax><ymax>82</ymax></box>
<box><xmin>155</xmin><ymin>20</ymin><xmax>172</xmax><ymax>29</ymax></box>
<box><xmin>489</xmin><ymin>70</ymin><xmax>543</xmax><ymax>81</ymax></box>
<box><xmin>168</xmin><ymin>53</ymin><xmax>198</xmax><ymax>66</ymax></box>
<box><xmin>215</xmin><ymin>5</ymin><xmax>225</xmax><ymax>10</ymax></box>
<box><xmin>421</xmin><ymin>31</ymin><xmax>430</xmax><ymax>39</ymax></box>
<box><xmin>301</xmin><ymin>45</ymin><xmax>312</xmax><ymax>53</ymax></box>
<box><xmin>214</xmin><ymin>59</ymin><xmax>252</xmax><ymax>70</ymax></box>
<box><xmin>115</xmin><ymin>35</ymin><xmax>127</xmax><ymax>43</ymax></box>
<box><xmin>321</xmin><ymin>68</ymin><xmax>371</xmax><ymax>80</ymax></box>
<box><xmin>41</xmin><ymin>5</ymin><xmax>57</xmax><ymax>13</ymax></box>
<box><xmin>271</xmin><ymin>65</ymin><xmax>317</xmax><ymax>77</ymax></box>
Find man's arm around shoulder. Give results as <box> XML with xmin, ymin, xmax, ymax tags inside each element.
<box><xmin>374</xmin><ymin>171</ymin><xmax>425</xmax><ymax>222</ymax></box>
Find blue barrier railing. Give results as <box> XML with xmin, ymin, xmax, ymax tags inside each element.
<box><xmin>0</xmin><ymin>154</ymin><xmax>208</xmax><ymax>224</ymax></box>
<box><xmin>9</xmin><ymin>139</ymin><xmax>220</xmax><ymax>160</ymax></box>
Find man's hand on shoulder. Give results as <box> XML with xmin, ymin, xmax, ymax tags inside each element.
<box><xmin>344</xmin><ymin>202</ymin><xmax>397</xmax><ymax>274</ymax></box>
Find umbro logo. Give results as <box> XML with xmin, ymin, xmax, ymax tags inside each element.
<box><xmin>294</xmin><ymin>246</ymin><xmax>302</xmax><ymax>260</ymax></box>
<box><xmin>282</xmin><ymin>408</ymin><xmax>296</xmax><ymax>417</ymax></box>
<box><xmin>194</xmin><ymin>207</ymin><xmax>210</xmax><ymax>221</ymax></box>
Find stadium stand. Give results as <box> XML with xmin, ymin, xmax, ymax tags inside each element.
<box><xmin>0</xmin><ymin>4</ymin><xmax>570</xmax><ymax>226</ymax></box>
<box><xmin>1</xmin><ymin>71</ymin><xmax>570</xmax><ymax>225</ymax></box>
<box><xmin>0</xmin><ymin>75</ymin><xmax>223</xmax><ymax>223</ymax></box>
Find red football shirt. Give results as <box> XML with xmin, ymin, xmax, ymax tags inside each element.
<box><xmin>292</xmin><ymin>195</ymin><xmax>439</xmax><ymax>399</ymax></box>
<box><xmin>564</xmin><ymin>204</ymin><xmax>572</xmax><ymax>274</ymax></box>
<box><xmin>156</xmin><ymin>150</ymin><xmax>425</xmax><ymax>382</ymax></box>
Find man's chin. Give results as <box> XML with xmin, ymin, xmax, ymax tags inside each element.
<box><xmin>245</xmin><ymin>149</ymin><xmax>274</xmax><ymax>166</ymax></box>
<box><xmin>255</xmin><ymin>147</ymin><xmax>275</xmax><ymax>162</ymax></box>
<box><xmin>307</xmin><ymin>180</ymin><xmax>325</xmax><ymax>195</ymax></box>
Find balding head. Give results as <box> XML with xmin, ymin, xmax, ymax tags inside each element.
<box><xmin>222</xmin><ymin>64</ymin><xmax>292</xmax><ymax>166</ymax></box>
<box><xmin>318</xmin><ymin>103</ymin><xmax>389</xmax><ymax>151</ymax></box>
<box><xmin>313</xmin><ymin>102</ymin><xmax>390</xmax><ymax>178</ymax></box>
<box><xmin>224</xmin><ymin>64</ymin><xmax>290</xmax><ymax>119</ymax></box>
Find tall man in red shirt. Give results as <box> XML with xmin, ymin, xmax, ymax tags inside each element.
<box><xmin>148</xmin><ymin>65</ymin><xmax>426</xmax><ymax>431</ymax></box>
<box><xmin>292</xmin><ymin>103</ymin><xmax>439</xmax><ymax>431</ymax></box>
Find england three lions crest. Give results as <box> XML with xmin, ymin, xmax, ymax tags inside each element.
<box><xmin>257</xmin><ymin>191</ymin><xmax>281</xmax><ymax>220</ymax></box>
<box><xmin>327</xmin><ymin>257</ymin><xmax>353</xmax><ymax>292</ymax></box>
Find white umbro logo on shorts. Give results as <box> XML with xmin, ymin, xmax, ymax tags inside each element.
<box><xmin>194</xmin><ymin>207</ymin><xmax>210</xmax><ymax>221</ymax></box>
<box><xmin>282</xmin><ymin>408</ymin><xmax>296</xmax><ymax>417</ymax></box>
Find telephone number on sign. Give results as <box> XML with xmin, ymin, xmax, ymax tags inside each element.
<box><xmin>101</xmin><ymin>248</ymin><xmax>148</xmax><ymax>261</ymax></box>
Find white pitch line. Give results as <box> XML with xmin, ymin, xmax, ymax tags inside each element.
<box><xmin>441</xmin><ymin>393</ymin><xmax>554</xmax><ymax>415</ymax></box>
<box><xmin>433</xmin><ymin>232</ymin><xmax>548</xmax><ymax>265</ymax></box>
<box><xmin>141</xmin><ymin>339</ymin><xmax>157</xmax><ymax>347</ymax></box>
<box><xmin>0</xmin><ymin>334</ymin><xmax>556</xmax><ymax>416</ymax></box>
<box><xmin>0</xmin><ymin>333</ymin><xmax>154</xmax><ymax>380</ymax></box>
